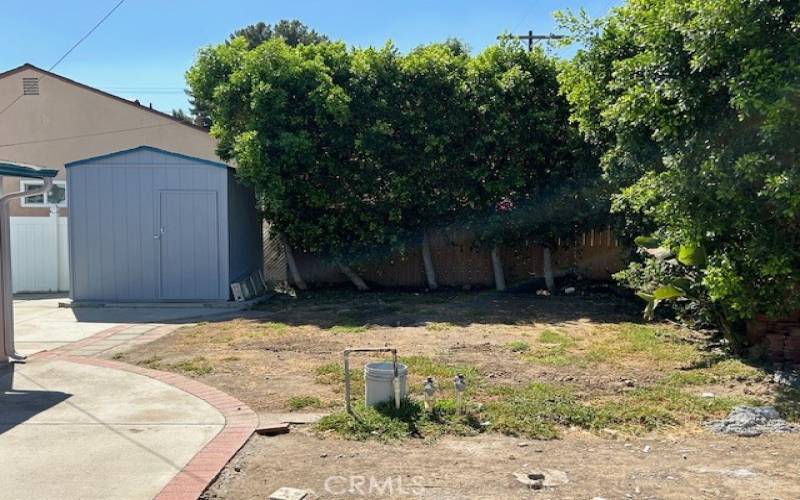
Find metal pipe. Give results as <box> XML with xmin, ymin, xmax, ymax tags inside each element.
<box><xmin>343</xmin><ymin>347</ymin><xmax>399</xmax><ymax>418</ymax></box>
<box><xmin>0</xmin><ymin>178</ymin><xmax>53</xmax><ymax>361</ymax></box>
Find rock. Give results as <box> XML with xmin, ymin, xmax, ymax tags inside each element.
<box><xmin>643</xmin><ymin>445</ymin><xmax>651</xmax><ymax>453</ymax></box>
<box><xmin>701</xmin><ymin>392</ymin><xmax>715</xmax><ymax>398</ymax></box>
<box><xmin>564</xmin><ymin>287</ymin><xmax>576</xmax><ymax>294</ymax></box>
<box><xmin>513</xmin><ymin>469</ymin><xmax>569</xmax><ymax>489</ymax></box>
<box><xmin>269</xmin><ymin>487</ymin><xmax>308</xmax><ymax>500</ymax></box>
<box><xmin>514</xmin><ymin>471</ymin><xmax>544</xmax><ymax>489</ymax></box>
<box><xmin>517</xmin><ymin>442</ymin><xmax>530</xmax><ymax>447</ymax></box>
<box><xmin>319</xmin><ymin>452</ymin><xmax>328</xmax><ymax>458</ymax></box>
<box><xmin>705</xmin><ymin>406</ymin><xmax>798</xmax><ymax>436</ymax></box>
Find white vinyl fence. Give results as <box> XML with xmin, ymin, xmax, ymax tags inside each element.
<box><xmin>10</xmin><ymin>214</ymin><xmax>69</xmax><ymax>293</ymax></box>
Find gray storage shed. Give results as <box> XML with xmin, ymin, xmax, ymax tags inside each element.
<box><xmin>66</xmin><ymin>146</ymin><xmax>261</xmax><ymax>302</ymax></box>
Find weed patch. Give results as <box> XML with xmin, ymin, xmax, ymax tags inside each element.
<box><xmin>317</xmin><ymin>399</ymin><xmax>481</xmax><ymax>441</ymax></box>
<box><xmin>171</xmin><ymin>356</ymin><xmax>214</xmax><ymax>376</ymax></box>
<box><xmin>288</xmin><ymin>395</ymin><xmax>324</xmax><ymax>410</ymax></box>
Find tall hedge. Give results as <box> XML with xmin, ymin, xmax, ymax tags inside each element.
<box><xmin>187</xmin><ymin>37</ymin><xmax>602</xmax><ymax>274</ymax></box>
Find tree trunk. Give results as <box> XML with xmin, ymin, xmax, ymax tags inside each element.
<box><xmin>421</xmin><ymin>230</ymin><xmax>438</xmax><ymax>290</ymax></box>
<box><xmin>338</xmin><ymin>263</ymin><xmax>369</xmax><ymax>291</ymax></box>
<box><xmin>280</xmin><ymin>234</ymin><xmax>306</xmax><ymax>290</ymax></box>
<box><xmin>543</xmin><ymin>246</ymin><xmax>555</xmax><ymax>292</ymax></box>
<box><xmin>491</xmin><ymin>245</ymin><xmax>507</xmax><ymax>292</ymax></box>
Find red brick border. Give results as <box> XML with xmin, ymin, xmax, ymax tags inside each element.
<box><xmin>36</xmin><ymin>353</ymin><xmax>257</xmax><ymax>500</ymax></box>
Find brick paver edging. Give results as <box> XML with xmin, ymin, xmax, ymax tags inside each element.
<box><xmin>38</xmin><ymin>352</ymin><xmax>257</xmax><ymax>500</ymax></box>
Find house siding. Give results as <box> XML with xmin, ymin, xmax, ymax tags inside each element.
<box><xmin>0</xmin><ymin>65</ymin><xmax>223</xmax><ymax>217</ymax></box>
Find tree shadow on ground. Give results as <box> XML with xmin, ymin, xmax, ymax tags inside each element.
<box><xmin>226</xmin><ymin>287</ymin><xmax>643</xmax><ymax>330</ymax></box>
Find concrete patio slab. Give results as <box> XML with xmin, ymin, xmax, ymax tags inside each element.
<box><xmin>12</xmin><ymin>295</ymin><xmax>242</xmax><ymax>356</ymax></box>
<box><xmin>0</xmin><ymin>359</ymin><xmax>225</xmax><ymax>500</ymax></box>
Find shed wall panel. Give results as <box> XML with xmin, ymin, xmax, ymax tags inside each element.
<box><xmin>227</xmin><ymin>170</ymin><xmax>261</xmax><ymax>282</ymax></box>
<box><xmin>68</xmin><ymin>148</ymin><xmax>230</xmax><ymax>302</ymax></box>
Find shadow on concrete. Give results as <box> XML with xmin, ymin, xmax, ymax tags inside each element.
<box><xmin>69</xmin><ymin>307</ymin><xmax>244</xmax><ymax>325</ymax></box>
<box><xmin>0</xmin><ymin>363</ymin><xmax>71</xmax><ymax>436</ymax></box>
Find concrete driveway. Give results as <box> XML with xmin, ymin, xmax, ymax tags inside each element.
<box><xmin>1</xmin><ymin>296</ymin><xmax>255</xmax><ymax>499</ymax></box>
<box><xmin>0</xmin><ymin>360</ymin><xmax>225</xmax><ymax>499</ymax></box>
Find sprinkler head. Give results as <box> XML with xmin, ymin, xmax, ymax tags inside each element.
<box><xmin>454</xmin><ymin>373</ymin><xmax>467</xmax><ymax>393</ymax></box>
<box><xmin>423</xmin><ymin>377</ymin><xmax>436</xmax><ymax>397</ymax></box>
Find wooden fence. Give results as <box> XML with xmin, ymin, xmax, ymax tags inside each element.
<box><xmin>263</xmin><ymin>224</ymin><xmax>626</xmax><ymax>289</ymax></box>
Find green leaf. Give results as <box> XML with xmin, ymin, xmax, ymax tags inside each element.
<box><xmin>677</xmin><ymin>245</ymin><xmax>706</xmax><ymax>267</ymax></box>
<box><xmin>634</xmin><ymin>236</ymin><xmax>661</xmax><ymax>249</ymax></box>
<box><xmin>636</xmin><ymin>292</ymin><xmax>654</xmax><ymax>302</ymax></box>
<box><xmin>653</xmin><ymin>285</ymin><xmax>685</xmax><ymax>300</ymax></box>
<box><xmin>670</xmin><ymin>278</ymin><xmax>692</xmax><ymax>292</ymax></box>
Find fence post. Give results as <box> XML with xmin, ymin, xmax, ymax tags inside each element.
<box><xmin>51</xmin><ymin>207</ymin><xmax>61</xmax><ymax>292</ymax></box>
<box><xmin>422</xmin><ymin>230</ymin><xmax>438</xmax><ymax>290</ymax></box>
<box><xmin>491</xmin><ymin>246</ymin><xmax>507</xmax><ymax>292</ymax></box>
<box><xmin>543</xmin><ymin>246</ymin><xmax>554</xmax><ymax>292</ymax></box>
<box><xmin>279</xmin><ymin>233</ymin><xmax>307</xmax><ymax>290</ymax></box>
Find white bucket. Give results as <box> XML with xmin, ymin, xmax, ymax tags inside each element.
<box><xmin>364</xmin><ymin>362</ymin><xmax>407</xmax><ymax>406</ymax></box>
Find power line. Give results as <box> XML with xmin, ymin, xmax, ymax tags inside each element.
<box><xmin>0</xmin><ymin>0</ymin><xmax>128</xmax><ymax>118</ymax></box>
<box><xmin>0</xmin><ymin>122</ymin><xmax>178</xmax><ymax>149</ymax></box>
<box><xmin>48</xmin><ymin>0</ymin><xmax>127</xmax><ymax>73</ymax></box>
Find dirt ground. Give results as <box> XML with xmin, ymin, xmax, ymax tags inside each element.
<box><xmin>207</xmin><ymin>430</ymin><xmax>800</xmax><ymax>499</ymax></box>
<box><xmin>113</xmin><ymin>290</ymin><xmax>800</xmax><ymax>499</ymax></box>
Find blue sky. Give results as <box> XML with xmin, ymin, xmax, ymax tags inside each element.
<box><xmin>0</xmin><ymin>0</ymin><xmax>619</xmax><ymax>112</ymax></box>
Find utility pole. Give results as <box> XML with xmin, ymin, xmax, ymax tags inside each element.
<box><xmin>501</xmin><ymin>31</ymin><xmax>566</xmax><ymax>52</ymax></box>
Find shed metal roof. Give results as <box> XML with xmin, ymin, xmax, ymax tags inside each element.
<box><xmin>64</xmin><ymin>145</ymin><xmax>230</xmax><ymax>169</ymax></box>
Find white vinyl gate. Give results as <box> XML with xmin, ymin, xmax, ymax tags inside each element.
<box><xmin>10</xmin><ymin>214</ymin><xmax>69</xmax><ymax>293</ymax></box>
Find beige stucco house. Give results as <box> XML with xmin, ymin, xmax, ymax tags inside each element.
<box><xmin>0</xmin><ymin>63</ymin><xmax>227</xmax><ymax>292</ymax></box>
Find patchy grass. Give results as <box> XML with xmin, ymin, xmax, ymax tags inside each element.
<box><xmin>506</xmin><ymin>341</ymin><xmax>530</xmax><ymax>353</ymax></box>
<box><xmin>317</xmin><ymin>399</ymin><xmax>482</xmax><ymax>441</ymax></box>
<box><xmin>586</xmin><ymin>323</ymin><xmax>700</xmax><ymax>366</ymax></box>
<box><xmin>426</xmin><ymin>322</ymin><xmax>455</xmax><ymax>332</ymax></box>
<box><xmin>288</xmin><ymin>396</ymin><xmax>324</xmax><ymax>411</ymax></box>
<box><xmin>664</xmin><ymin>359</ymin><xmax>767</xmax><ymax>387</ymax></box>
<box><xmin>328</xmin><ymin>324</ymin><xmax>370</xmax><ymax>334</ymax></box>
<box><xmin>138</xmin><ymin>355</ymin><xmax>214</xmax><ymax>376</ymax></box>
<box><xmin>171</xmin><ymin>356</ymin><xmax>214</xmax><ymax>376</ymax></box>
<box><xmin>776</xmin><ymin>387</ymin><xmax>800</xmax><ymax>423</ymax></box>
<box><xmin>483</xmin><ymin>383</ymin><xmax>593</xmax><ymax>439</ymax></box>
<box><xmin>116</xmin><ymin>290</ymin><xmax>799</xmax><ymax>444</ymax></box>
<box><xmin>525</xmin><ymin>329</ymin><xmax>576</xmax><ymax>366</ymax></box>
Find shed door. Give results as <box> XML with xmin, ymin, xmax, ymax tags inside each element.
<box><xmin>158</xmin><ymin>190</ymin><xmax>220</xmax><ymax>300</ymax></box>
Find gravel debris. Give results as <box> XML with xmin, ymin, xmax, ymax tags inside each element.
<box><xmin>705</xmin><ymin>406</ymin><xmax>798</xmax><ymax>437</ymax></box>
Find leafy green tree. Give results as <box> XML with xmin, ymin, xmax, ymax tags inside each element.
<box><xmin>188</xmin><ymin>38</ymin><xmax>403</xmax><ymax>288</ymax></box>
<box><xmin>188</xmin><ymin>20</ymin><xmax>329</xmax><ymax>127</ymax></box>
<box><xmin>170</xmin><ymin>108</ymin><xmax>193</xmax><ymax>125</ymax></box>
<box><xmin>230</xmin><ymin>19</ymin><xmax>329</xmax><ymax>49</ymax></box>
<box><xmin>558</xmin><ymin>0</ymin><xmax>800</xmax><ymax>344</ymax></box>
